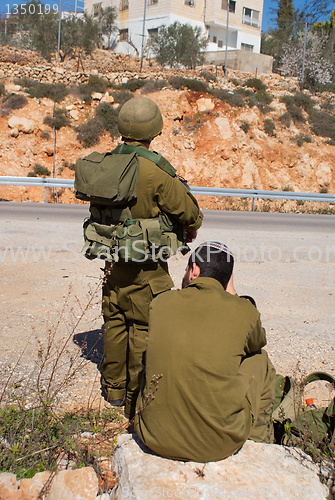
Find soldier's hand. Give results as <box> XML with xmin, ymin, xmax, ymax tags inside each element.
<box><xmin>185</xmin><ymin>229</ymin><xmax>197</xmax><ymax>243</ymax></box>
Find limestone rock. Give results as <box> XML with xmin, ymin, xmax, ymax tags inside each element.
<box><xmin>44</xmin><ymin>144</ymin><xmax>54</xmax><ymax>156</ymax></box>
<box><xmin>0</xmin><ymin>473</ymin><xmax>20</xmax><ymax>498</ymax></box>
<box><xmin>101</xmin><ymin>92</ymin><xmax>114</xmax><ymax>104</ymax></box>
<box><xmin>8</xmin><ymin>116</ymin><xmax>35</xmax><ymax>134</ymax></box>
<box><xmin>47</xmin><ymin>467</ymin><xmax>99</xmax><ymax>500</ymax></box>
<box><xmin>112</xmin><ymin>434</ymin><xmax>328</xmax><ymax>500</ymax></box>
<box><xmin>10</xmin><ymin>127</ymin><xmax>19</xmax><ymax>138</ymax></box>
<box><xmin>54</xmin><ymin>67</ymin><xmax>65</xmax><ymax>75</ymax></box>
<box><xmin>316</xmin><ymin>163</ymin><xmax>331</xmax><ymax>187</ymax></box>
<box><xmin>5</xmin><ymin>84</ymin><xmax>22</xmax><ymax>93</ymax></box>
<box><xmin>19</xmin><ymin>471</ymin><xmax>51</xmax><ymax>500</ymax></box>
<box><xmin>70</xmin><ymin>109</ymin><xmax>80</xmax><ymax>121</ymax></box>
<box><xmin>92</xmin><ymin>92</ymin><xmax>103</xmax><ymax>101</ymax></box>
<box><xmin>196</xmin><ymin>97</ymin><xmax>214</xmax><ymax>113</ymax></box>
<box><xmin>214</xmin><ymin>117</ymin><xmax>232</xmax><ymax>140</ymax></box>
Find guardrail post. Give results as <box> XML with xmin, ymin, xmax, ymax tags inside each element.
<box><xmin>44</xmin><ymin>187</ymin><xmax>47</xmax><ymax>203</ymax></box>
<box><xmin>252</xmin><ymin>198</ymin><xmax>255</xmax><ymax>212</ymax></box>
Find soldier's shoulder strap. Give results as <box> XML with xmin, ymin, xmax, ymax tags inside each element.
<box><xmin>112</xmin><ymin>144</ymin><xmax>176</xmax><ymax>178</ymax></box>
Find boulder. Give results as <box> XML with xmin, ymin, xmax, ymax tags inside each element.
<box><xmin>8</xmin><ymin>116</ymin><xmax>35</xmax><ymax>134</ymax></box>
<box><xmin>70</xmin><ymin>109</ymin><xmax>80</xmax><ymax>121</ymax></box>
<box><xmin>214</xmin><ymin>117</ymin><xmax>232</xmax><ymax>140</ymax></box>
<box><xmin>47</xmin><ymin>467</ymin><xmax>99</xmax><ymax>500</ymax></box>
<box><xmin>92</xmin><ymin>92</ymin><xmax>103</xmax><ymax>101</ymax></box>
<box><xmin>196</xmin><ymin>97</ymin><xmax>214</xmax><ymax>113</ymax></box>
<box><xmin>19</xmin><ymin>472</ymin><xmax>51</xmax><ymax>500</ymax></box>
<box><xmin>112</xmin><ymin>434</ymin><xmax>328</xmax><ymax>500</ymax></box>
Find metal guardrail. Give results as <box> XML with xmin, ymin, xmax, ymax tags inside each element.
<box><xmin>0</xmin><ymin>176</ymin><xmax>334</xmax><ymax>210</ymax></box>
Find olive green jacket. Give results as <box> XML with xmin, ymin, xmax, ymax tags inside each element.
<box><xmin>125</xmin><ymin>142</ymin><xmax>203</xmax><ymax>231</ymax></box>
<box><xmin>134</xmin><ymin>277</ymin><xmax>267</xmax><ymax>462</ymax></box>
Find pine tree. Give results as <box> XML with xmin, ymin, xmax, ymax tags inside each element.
<box><xmin>276</xmin><ymin>0</ymin><xmax>294</xmax><ymax>32</ymax></box>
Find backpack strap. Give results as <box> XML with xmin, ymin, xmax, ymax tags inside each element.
<box><xmin>112</xmin><ymin>144</ymin><xmax>177</xmax><ymax>177</ymax></box>
<box><xmin>302</xmin><ymin>371</ymin><xmax>335</xmax><ymax>387</ymax></box>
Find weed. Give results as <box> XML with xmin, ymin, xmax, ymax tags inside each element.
<box><xmin>111</xmin><ymin>90</ymin><xmax>133</xmax><ymax>106</ymax></box>
<box><xmin>140</xmin><ymin>79</ymin><xmax>168</xmax><ymax>94</ymax></box>
<box><xmin>27</xmin><ymin>82</ymin><xmax>69</xmax><ymax>103</ymax></box>
<box><xmin>184</xmin><ymin>112</ymin><xmax>210</xmax><ymax>132</ymax></box>
<box><xmin>95</xmin><ymin>102</ymin><xmax>119</xmax><ymax>138</ymax></box>
<box><xmin>279</xmin><ymin>112</ymin><xmax>292</xmax><ymax>128</ymax></box>
<box><xmin>234</xmin><ymin>87</ymin><xmax>254</xmax><ymax>98</ymax></box>
<box><xmin>282</xmin><ymin>184</ymin><xmax>292</xmax><ymax>192</ymax></box>
<box><xmin>264</xmin><ymin>118</ymin><xmax>276</xmax><ymax>136</ymax></box>
<box><xmin>257</xmin><ymin>103</ymin><xmax>272</xmax><ymax>114</ymax></box>
<box><xmin>40</xmin><ymin>130</ymin><xmax>50</xmax><ymax>140</ymax></box>
<box><xmin>247</xmin><ymin>95</ymin><xmax>258</xmax><ymax>108</ymax></box>
<box><xmin>76</xmin><ymin>118</ymin><xmax>104</xmax><ymax>148</ymax></box>
<box><xmin>319</xmin><ymin>186</ymin><xmax>328</xmax><ymax>193</ymax></box>
<box><xmin>308</xmin><ymin>110</ymin><xmax>335</xmax><ymax>140</ymax></box>
<box><xmin>62</xmin><ymin>161</ymin><xmax>76</xmax><ymax>171</ymax></box>
<box><xmin>169</xmin><ymin>76</ymin><xmax>208</xmax><ymax>93</ymax></box>
<box><xmin>43</xmin><ymin>108</ymin><xmax>70</xmax><ymax>130</ymax></box>
<box><xmin>2</xmin><ymin>93</ymin><xmax>28</xmax><ymax>111</ymax></box>
<box><xmin>211</xmin><ymin>88</ymin><xmax>245</xmax><ymax>107</ymax></box>
<box><xmin>294</xmin><ymin>134</ymin><xmax>312</xmax><ymax>147</ymax></box>
<box><xmin>74</xmin><ymin>75</ymin><xmax>110</xmax><ymax>104</ymax></box>
<box><xmin>200</xmin><ymin>70</ymin><xmax>217</xmax><ymax>83</ymax></box>
<box><xmin>244</xmin><ymin>78</ymin><xmax>267</xmax><ymax>91</ymax></box>
<box><xmin>27</xmin><ymin>164</ymin><xmax>51</xmax><ymax>177</ymax></box>
<box><xmin>229</xmin><ymin>78</ymin><xmax>240</xmax><ymax>86</ymax></box>
<box><xmin>240</xmin><ymin>121</ymin><xmax>250</xmax><ymax>134</ymax></box>
<box><xmin>120</xmin><ymin>78</ymin><xmax>147</xmax><ymax>92</ymax></box>
<box><xmin>13</xmin><ymin>77</ymin><xmax>35</xmax><ymax>88</ymax></box>
<box><xmin>255</xmin><ymin>90</ymin><xmax>273</xmax><ymax>105</ymax></box>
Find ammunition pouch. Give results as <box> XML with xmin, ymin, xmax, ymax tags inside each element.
<box><xmin>82</xmin><ymin>205</ymin><xmax>188</xmax><ymax>262</ymax></box>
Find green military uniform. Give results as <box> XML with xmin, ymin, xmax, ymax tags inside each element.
<box><xmin>134</xmin><ymin>277</ymin><xmax>276</xmax><ymax>462</ymax></box>
<box><xmin>102</xmin><ymin>141</ymin><xmax>203</xmax><ymax>418</ymax></box>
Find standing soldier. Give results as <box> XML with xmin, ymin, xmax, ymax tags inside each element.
<box><xmin>75</xmin><ymin>96</ymin><xmax>203</xmax><ymax>419</ymax></box>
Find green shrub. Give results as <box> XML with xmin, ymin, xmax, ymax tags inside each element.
<box><xmin>27</xmin><ymin>82</ymin><xmax>69</xmax><ymax>102</ymax></box>
<box><xmin>264</xmin><ymin>118</ymin><xmax>276</xmax><ymax>136</ymax></box>
<box><xmin>43</xmin><ymin>108</ymin><xmax>70</xmax><ymax>130</ymax></box>
<box><xmin>210</xmin><ymin>88</ymin><xmax>245</xmax><ymax>107</ymax></box>
<box><xmin>62</xmin><ymin>160</ymin><xmax>76</xmax><ymax>171</ymax></box>
<box><xmin>279</xmin><ymin>112</ymin><xmax>292</xmax><ymax>127</ymax></box>
<box><xmin>282</xmin><ymin>184</ymin><xmax>292</xmax><ymax>192</ymax></box>
<box><xmin>294</xmin><ymin>134</ymin><xmax>312</xmax><ymax>147</ymax></box>
<box><xmin>121</xmin><ymin>78</ymin><xmax>147</xmax><ymax>92</ymax></box>
<box><xmin>111</xmin><ymin>90</ymin><xmax>133</xmax><ymax>106</ymax></box>
<box><xmin>308</xmin><ymin>110</ymin><xmax>335</xmax><ymax>139</ymax></box>
<box><xmin>255</xmin><ymin>90</ymin><xmax>273</xmax><ymax>105</ymax></box>
<box><xmin>76</xmin><ymin>118</ymin><xmax>104</xmax><ymax>147</ymax></box>
<box><xmin>95</xmin><ymin>101</ymin><xmax>119</xmax><ymax>138</ymax></box>
<box><xmin>290</xmin><ymin>92</ymin><xmax>314</xmax><ymax>112</ymax></box>
<box><xmin>244</xmin><ymin>78</ymin><xmax>266</xmax><ymax>91</ymax></box>
<box><xmin>235</xmin><ymin>87</ymin><xmax>254</xmax><ymax>97</ymax></box>
<box><xmin>140</xmin><ymin>79</ymin><xmax>168</xmax><ymax>94</ymax></box>
<box><xmin>40</xmin><ymin>130</ymin><xmax>50</xmax><ymax>140</ymax></box>
<box><xmin>240</xmin><ymin>121</ymin><xmax>250</xmax><ymax>134</ymax></box>
<box><xmin>27</xmin><ymin>163</ymin><xmax>51</xmax><ymax>177</ymax></box>
<box><xmin>257</xmin><ymin>104</ymin><xmax>271</xmax><ymax>114</ymax></box>
<box><xmin>13</xmin><ymin>77</ymin><xmax>35</xmax><ymax>88</ymax></box>
<box><xmin>200</xmin><ymin>70</ymin><xmax>217</xmax><ymax>83</ymax></box>
<box><xmin>86</xmin><ymin>74</ymin><xmax>110</xmax><ymax>93</ymax></box>
<box><xmin>229</xmin><ymin>78</ymin><xmax>240</xmax><ymax>86</ymax></box>
<box><xmin>2</xmin><ymin>93</ymin><xmax>28</xmax><ymax>110</ymax></box>
<box><xmin>247</xmin><ymin>95</ymin><xmax>258</xmax><ymax>108</ymax></box>
<box><xmin>169</xmin><ymin>76</ymin><xmax>208</xmax><ymax>93</ymax></box>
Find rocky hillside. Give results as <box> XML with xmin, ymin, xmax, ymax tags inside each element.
<box><xmin>0</xmin><ymin>46</ymin><xmax>334</xmax><ymax>210</ymax></box>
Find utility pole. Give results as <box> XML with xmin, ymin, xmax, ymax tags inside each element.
<box><xmin>53</xmin><ymin>0</ymin><xmax>63</xmax><ymax>203</ymax></box>
<box><xmin>301</xmin><ymin>20</ymin><xmax>307</xmax><ymax>90</ymax></box>
<box><xmin>140</xmin><ymin>0</ymin><xmax>147</xmax><ymax>72</ymax></box>
<box><xmin>224</xmin><ymin>0</ymin><xmax>230</xmax><ymax>79</ymax></box>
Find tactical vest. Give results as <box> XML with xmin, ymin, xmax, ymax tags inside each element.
<box><xmin>74</xmin><ymin>144</ymin><xmax>187</xmax><ymax>262</ymax></box>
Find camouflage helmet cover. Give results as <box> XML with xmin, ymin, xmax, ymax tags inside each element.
<box><xmin>118</xmin><ymin>96</ymin><xmax>163</xmax><ymax>140</ymax></box>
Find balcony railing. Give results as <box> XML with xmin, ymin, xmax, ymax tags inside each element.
<box><xmin>242</xmin><ymin>15</ymin><xmax>260</xmax><ymax>28</ymax></box>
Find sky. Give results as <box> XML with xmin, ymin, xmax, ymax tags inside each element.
<box><xmin>1</xmin><ymin>0</ymin><xmax>334</xmax><ymax>32</ymax></box>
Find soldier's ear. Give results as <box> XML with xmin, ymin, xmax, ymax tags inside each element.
<box><xmin>191</xmin><ymin>263</ymin><xmax>201</xmax><ymax>280</ymax></box>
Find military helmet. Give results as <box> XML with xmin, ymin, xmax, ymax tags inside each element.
<box><xmin>118</xmin><ymin>96</ymin><xmax>163</xmax><ymax>141</ymax></box>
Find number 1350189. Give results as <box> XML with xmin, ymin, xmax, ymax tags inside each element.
<box><xmin>6</xmin><ymin>4</ymin><xmax>59</xmax><ymax>14</ymax></box>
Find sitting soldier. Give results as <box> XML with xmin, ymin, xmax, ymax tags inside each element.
<box><xmin>134</xmin><ymin>241</ymin><xmax>276</xmax><ymax>462</ymax></box>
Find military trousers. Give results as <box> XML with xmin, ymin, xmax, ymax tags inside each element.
<box><xmin>102</xmin><ymin>260</ymin><xmax>173</xmax><ymax>418</ymax></box>
<box><xmin>238</xmin><ymin>349</ymin><xmax>276</xmax><ymax>444</ymax></box>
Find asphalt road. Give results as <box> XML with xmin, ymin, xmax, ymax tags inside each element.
<box><xmin>0</xmin><ymin>201</ymin><xmax>334</xmax><ymax>408</ymax></box>
<box><xmin>1</xmin><ymin>201</ymin><xmax>335</xmax><ymax>233</ymax></box>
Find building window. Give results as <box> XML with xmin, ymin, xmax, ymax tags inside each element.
<box><xmin>93</xmin><ymin>2</ymin><xmax>102</xmax><ymax>17</ymax></box>
<box><xmin>120</xmin><ymin>0</ymin><xmax>129</xmax><ymax>10</ymax></box>
<box><xmin>218</xmin><ymin>40</ymin><xmax>223</xmax><ymax>48</ymax></box>
<box><xmin>148</xmin><ymin>27</ymin><xmax>159</xmax><ymax>38</ymax></box>
<box><xmin>241</xmin><ymin>43</ymin><xmax>254</xmax><ymax>51</ymax></box>
<box><xmin>184</xmin><ymin>0</ymin><xmax>195</xmax><ymax>6</ymax></box>
<box><xmin>242</xmin><ymin>7</ymin><xmax>260</xmax><ymax>28</ymax></box>
<box><xmin>148</xmin><ymin>0</ymin><xmax>158</xmax><ymax>5</ymax></box>
<box><xmin>213</xmin><ymin>36</ymin><xmax>217</xmax><ymax>43</ymax></box>
<box><xmin>221</xmin><ymin>0</ymin><xmax>236</xmax><ymax>13</ymax></box>
<box><xmin>119</xmin><ymin>29</ymin><xmax>128</xmax><ymax>41</ymax></box>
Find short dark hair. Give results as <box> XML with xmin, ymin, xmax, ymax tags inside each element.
<box><xmin>188</xmin><ymin>242</ymin><xmax>234</xmax><ymax>289</ymax></box>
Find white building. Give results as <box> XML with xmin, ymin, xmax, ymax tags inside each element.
<box><xmin>84</xmin><ymin>0</ymin><xmax>263</xmax><ymax>57</ymax></box>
